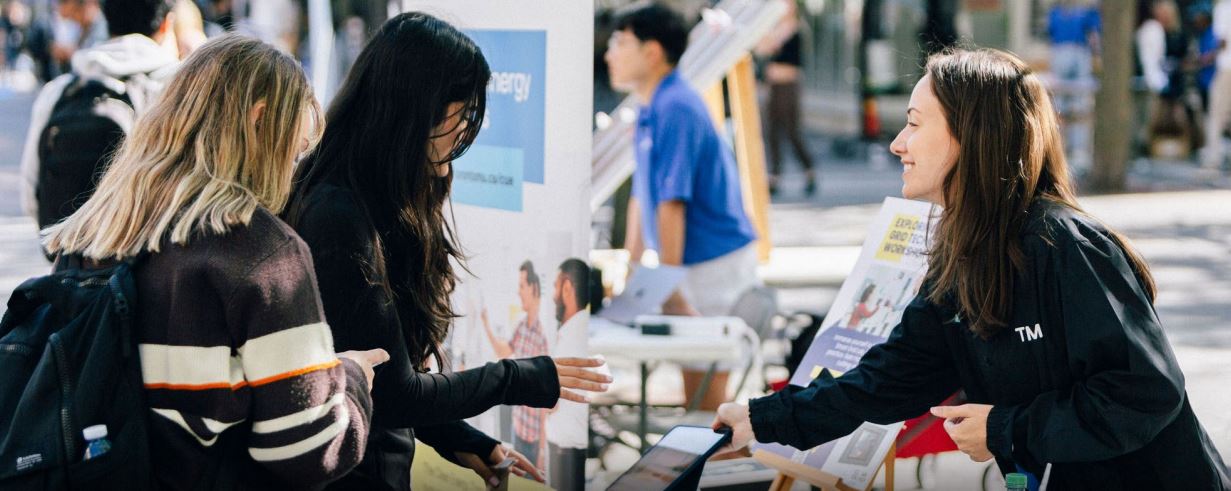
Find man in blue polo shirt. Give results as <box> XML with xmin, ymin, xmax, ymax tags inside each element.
<box><xmin>1047</xmin><ymin>0</ymin><xmax>1101</xmax><ymax>171</ymax></box>
<box><xmin>605</xmin><ymin>2</ymin><xmax>759</xmax><ymax>410</ymax></box>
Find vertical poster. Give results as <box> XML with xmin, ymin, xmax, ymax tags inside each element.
<box><xmin>451</xmin><ymin>29</ymin><xmax>547</xmax><ymax>212</ymax></box>
<box><xmin>400</xmin><ymin>2</ymin><xmax>593</xmax><ymax>490</ymax></box>
<box><xmin>756</xmin><ymin>197</ymin><xmax>936</xmax><ymax>490</ymax></box>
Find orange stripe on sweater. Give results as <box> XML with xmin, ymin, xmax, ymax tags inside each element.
<box><xmin>144</xmin><ymin>381</ymin><xmax>247</xmax><ymax>391</ymax></box>
<box><xmin>247</xmin><ymin>359</ymin><xmax>341</xmax><ymax>387</ymax></box>
<box><xmin>144</xmin><ymin>359</ymin><xmax>342</xmax><ymax>391</ymax></box>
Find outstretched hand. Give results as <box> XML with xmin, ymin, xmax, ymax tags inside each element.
<box><xmin>554</xmin><ymin>357</ymin><xmax>612</xmax><ymax>403</ymax></box>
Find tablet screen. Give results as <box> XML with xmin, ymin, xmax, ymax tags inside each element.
<box><xmin>606</xmin><ymin>426</ymin><xmax>730</xmax><ymax>491</ymax></box>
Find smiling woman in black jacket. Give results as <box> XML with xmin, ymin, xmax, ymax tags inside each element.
<box><xmin>713</xmin><ymin>49</ymin><xmax>1230</xmax><ymax>490</ymax></box>
<box><xmin>283</xmin><ymin>13</ymin><xmax>610</xmax><ymax>491</ymax></box>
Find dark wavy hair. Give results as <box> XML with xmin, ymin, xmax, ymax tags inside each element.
<box><xmin>922</xmin><ymin>49</ymin><xmax>1156</xmax><ymax>338</ymax></box>
<box><xmin>286</xmin><ymin>12</ymin><xmax>488</xmax><ymax>369</ymax></box>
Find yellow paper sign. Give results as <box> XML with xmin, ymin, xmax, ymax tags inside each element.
<box><xmin>874</xmin><ymin>214</ymin><xmax>919</xmax><ymax>262</ymax></box>
<box><xmin>809</xmin><ymin>365</ymin><xmax>845</xmax><ymax>380</ymax></box>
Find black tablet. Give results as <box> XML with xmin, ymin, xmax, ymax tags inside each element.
<box><xmin>606</xmin><ymin>425</ymin><xmax>733</xmax><ymax>491</ymax></box>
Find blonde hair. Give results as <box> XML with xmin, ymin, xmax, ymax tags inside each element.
<box><xmin>43</xmin><ymin>35</ymin><xmax>322</xmax><ymax>260</ymax></box>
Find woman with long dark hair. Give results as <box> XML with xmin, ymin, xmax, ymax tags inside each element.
<box><xmin>712</xmin><ymin>49</ymin><xmax>1229</xmax><ymax>490</ymax></box>
<box><xmin>283</xmin><ymin>12</ymin><xmax>610</xmax><ymax>491</ymax></box>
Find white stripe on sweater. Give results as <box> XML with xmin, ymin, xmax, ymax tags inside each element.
<box><xmin>248</xmin><ymin>404</ymin><xmax>350</xmax><ymax>462</ymax></box>
<box><xmin>150</xmin><ymin>408</ymin><xmax>244</xmax><ymax>447</ymax></box>
<box><xmin>238</xmin><ymin>322</ymin><xmax>337</xmax><ymax>383</ymax></box>
<box><xmin>138</xmin><ymin>322</ymin><xmax>337</xmax><ymax>389</ymax></box>
<box><xmin>252</xmin><ymin>393</ymin><xmax>345</xmax><ymax>434</ymax></box>
<box><xmin>138</xmin><ymin>344</ymin><xmax>242</xmax><ymax>388</ymax></box>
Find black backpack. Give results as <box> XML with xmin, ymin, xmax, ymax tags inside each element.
<box><xmin>35</xmin><ymin>75</ymin><xmax>141</xmax><ymax>231</ymax></box>
<box><xmin>0</xmin><ymin>258</ymin><xmax>152</xmax><ymax>490</ymax></box>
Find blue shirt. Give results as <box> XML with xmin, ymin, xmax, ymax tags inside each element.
<box><xmin>1199</xmin><ymin>27</ymin><xmax>1218</xmax><ymax>90</ymax></box>
<box><xmin>632</xmin><ymin>71</ymin><xmax>756</xmax><ymax>265</ymax></box>
<box><xmin>1048</xmin><ymin>7</ymin><xmax>1100</xmax><ymax>46</ymax></box>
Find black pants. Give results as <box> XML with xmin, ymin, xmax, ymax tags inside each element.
<box><xmin>548</xmin><ymin>442</ymin><xmax>586</xmax><ymax>491</ymax></box>
<box><xmin>766</xmin><ymin>80</ymin><xmax>814</xmax><ymax>176</ymax></box>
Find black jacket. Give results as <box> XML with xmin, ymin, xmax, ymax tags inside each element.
<box><xmin>749</xmin><ymin>201</ymin><xmax>1230</xmax><ymax>490</ymax></box>
<box><xmin>290</xmin><ymin>177</ymin><xmax>560</xmax><ymax>491</ymax></box>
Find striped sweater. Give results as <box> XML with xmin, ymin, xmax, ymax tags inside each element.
<box><xmin>133</xmin><ymin>207</ymin><xmax>372</xmax><ymax>489</ymax></box>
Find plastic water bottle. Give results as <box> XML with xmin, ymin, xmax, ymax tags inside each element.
<box><xmin>1005</xmin><ymin>472</ymin><xmax>1028</xmax><ymax>491</ymax></box>
<box><xmin>82</xmin><ymin>425</ymin><xmax>111</xmax><ymax>460</ymax></box>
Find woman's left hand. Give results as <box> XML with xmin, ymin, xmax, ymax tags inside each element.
<box><xmin>455</xmin><ymin>443</ymin><xmax>544</xmax><ymax>488</ymax></box>
<box><xmin>931</xmin><ymin>404</ymin><xmax>994</xmax><ymax>462</ymax></box>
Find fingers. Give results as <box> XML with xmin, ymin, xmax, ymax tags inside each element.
<box><xmin>337</xmin><ymin>348</ymin><xmax>391</xmax><ymax>367</ymax></box>
<box><xmin>559</xmin><ymin>388</ymin><xmax>590</xmax><ymax>404</ymax></box>
<box><xmin>506</xmin><ymin>448</ymin><xmax>544</xmax><ymax>482</ymax></box>
<box><xmin>361</xmin><ymin>348</ymin><xmax>391</xmax><ymax>366</ymax></box>
<box><xmin>556</xmin><ymin>365</ymin><xmax>614</xmax><ymax>383</ymax></box>
<box><xmin>555</xmin><ymin>357</ymin><xmax>606</xmax><ymax>368</ymax></box>
<box><xmin>559</xmin><ymin>375</ymin><xmax>610</xmax><ymax>393</ymax></box>
<box><xmin>512</xmin><ymin>459</ymin><xmax>542</xmax><ymax>482</ymax></box>
<box><xmin>336</xmin><ymin>350</ymin><xmax>386</xmax><ymax>389</ymax></box>
<box><xmin>930</xmin><ymin>404</ymin><xmax>972</xmax><ymax>420</ymax></box>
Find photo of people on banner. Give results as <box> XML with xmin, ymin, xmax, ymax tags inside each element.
<box><xmin>453</xmin><ymin>257</ymin><xmax>591</xmax><ymax>489</ymax></box>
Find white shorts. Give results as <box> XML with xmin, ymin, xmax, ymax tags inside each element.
<box><xmin>678</xmin><ymin>243</ymin><xmax>760</xmax><ymax>371</ymax></box>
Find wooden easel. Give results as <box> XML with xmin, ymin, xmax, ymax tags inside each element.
<box><xmin>755</xmin><ymin>442</ymin><xmax>897</xmax><ymax>491</ymax></box>
<box><xmin>700</xmin><ymin>54</ymin><xmax>774</xmax><ymax>263</ymax></box>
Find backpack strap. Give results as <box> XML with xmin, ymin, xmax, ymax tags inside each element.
<box><xmin>108</xmin><ymin>253</ymin><xmax>148</xmax><ymax>359</ymax></box>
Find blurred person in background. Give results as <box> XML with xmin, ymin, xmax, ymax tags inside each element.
<box><xmin>1138</xmin><ymin>0</ymin><xmax>1199</xmax><ymax>156</ymax></box>
<box><xmin>1189</xmin><ymin>4</ymin><xmax>1217</xmax><ymax>114</ymax></box>
<box><xmin>2</xmin><ymin>1</ymin><xmax>32</xmax><ymax>74</ymax></box>
<box><xmin>1137</xmin><ymin>1</ymin><xmax>1177</xmax><ymax>99</ymax></box>
<box><xmin>757</xmin><ymin>0</ymin><xmax>816</xmax><ymax>197</ymax></box>
<box><xmin>606</xmin><ymin>2</ymin><xmax>759</xmax><ymax>411</ymax></box>
<box><xmin>1204</xmin><ymin>0</ymin><xmax>1231</xmax><ymax>170</ymax></box>
<box><xmin>49</xmin><ymin>0</ymin><xmax>106</xmax><ymax>76</ymax></box>
<box><xmin>204</xmin><ymin>0</ymin><xmax>234</xmax><ymax>33</ymax></box>
<box><xmin>172</xmin><ymin>0</ymin><xmax>208</xmax><ymax>57</ymax></box>
<box><xmin>20</xmin><ymin>0</ymin><xmax>178</xmax><ymax>249</ymax></box>
<box><xmin>1047</xmin><ymin>0</ymin><xmax>1100</xmax><ymax>166</ymax></box>
<box><xmin>244</xmin><ymin>0</ymin><xmax>301</xmax><ymax>54</ymax></box>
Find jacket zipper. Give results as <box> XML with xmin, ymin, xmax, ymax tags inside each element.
<box><xmin>1</xmin><ymin>344</ymin><xmax>33</xmax><ymax>356</ymax></box>
<box><xmin>49</xmin><ymin>332</ymin><xmax>76</xmax><ymax>460</ymax></box>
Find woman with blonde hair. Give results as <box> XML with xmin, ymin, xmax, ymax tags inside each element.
<box><xmin>43</xmin><ymin>34</ymin><xmax>387</xmax><ymax>488</ymax></box>
<box><xmin>713</xmin><ymin>48</ymin><xmax>1229</xmax><ymax>490</ymax></box>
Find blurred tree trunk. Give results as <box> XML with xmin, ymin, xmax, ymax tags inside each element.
<box><xmin>1089</xmin><ymin>1</ymin><xmax>1135</xmax><ymax>192</ymax></box>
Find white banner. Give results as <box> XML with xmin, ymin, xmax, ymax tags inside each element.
<box><xmin>400</xmin><ymin>2</ymin><xmax>593</xmax><ymax>489</ymax></box>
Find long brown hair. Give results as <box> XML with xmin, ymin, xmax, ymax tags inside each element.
<box><xmin>923</xmin><ymin>49</ymin><xmax>1156</xmax><ymax>337</ymax></box>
